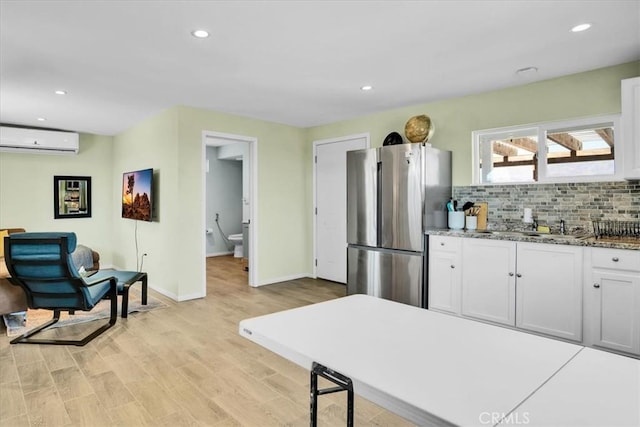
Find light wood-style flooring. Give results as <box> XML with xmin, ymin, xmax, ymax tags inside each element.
<box><xmin>0</xmin><ymin>256</ymin><xmax>415</xmax><ymax>426</ymax></box>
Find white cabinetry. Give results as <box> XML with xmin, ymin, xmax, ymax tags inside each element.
<box><xmin>428</xmin><ymin>234</ymin><xmax>640</xmax><ymax>354</ymax></box>
<box><xmin>622</xmin><ymin>77</ymin><xmax>640</xmax><ymax>179</ymax></box>
<box><xmin>433</xmin><ymin>238</ymin><xmax>584</xmax><ymax>341</ymax></box>
<box><xmin>515</xmin><ymin>243</ymin><xmax>583</xmax><ymax>342</ymax></box>
<box><xmin>428</xmin><ymin>236</ymin><xmax>462</xmax><ymax>315</ymax></box>
<box><xmin>587</xmin><ymin>248</ymin><xmax>640</xmax><ymax>356</ymax></box>
<box><xmin>461</xmin><ymin>239</ymin><xmax>516</xmax><ymax>326</ymax></box>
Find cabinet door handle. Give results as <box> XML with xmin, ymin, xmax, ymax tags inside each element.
<box><xmin>594</xmin><ymin>283</ymin><xmax>600</xmax><ymax>288</ymax></box>
<box><xmin>440</xmin><ymin>242</ymin><xmax>445</xmax><ymax>246</ymax></box>
<box><xmin>516</xmin><ymin>273</ymin><xmax>522</xmax><ymax>278</ymax></box>
<box><xmin>612</xmin><ymin>257</ymin><xmax>619</xmax><ymax>262</ymax></box>
<box><xmin>450</xmin><ymin>265</ymin><xmax>455</xmax><ymax>269</ymax></box>
<box><xmin>509</xmin><ymin>272</ymin><xmax>514</xmax><ymax>277</ymax></box>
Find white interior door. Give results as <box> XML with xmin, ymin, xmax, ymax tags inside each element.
<box><xmin>315</xmin><ymin>134</ymin><xmax>368</xmax><ymax>283</ymax></box>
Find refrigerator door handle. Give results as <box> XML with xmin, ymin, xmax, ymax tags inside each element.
<box><xmin>376</xmin><ymin>160</ymin><xmax>382</xmax><ymax>247</ymax></box>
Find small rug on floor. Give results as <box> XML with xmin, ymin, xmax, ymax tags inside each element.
<box><xmin>2</xmin><ymin>289</ymin><xmax>168</xmax><ymax>337</ymax></box>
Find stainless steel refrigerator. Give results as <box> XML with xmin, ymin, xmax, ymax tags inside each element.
<box><xmin>346</xmin><ymin>143</ymin><xmax>451</xmax><ymax>307</ymax></box>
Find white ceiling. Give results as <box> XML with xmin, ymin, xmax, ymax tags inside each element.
<box><xmin>1</xmin><ymin>0</ymin><xmax>639</xmax><ymax>136</ymax></box>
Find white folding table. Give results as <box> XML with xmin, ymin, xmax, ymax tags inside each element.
<box><xmin>509</xmin><ymin>347</ymin><xmax>640</xmax><ymax>426</ymax></box>
<box><xmin>239</xmin><ymin>294</ymin><xmax>640</xmax><ymax>426</ymax></box>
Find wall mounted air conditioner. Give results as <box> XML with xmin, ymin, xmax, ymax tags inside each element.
<box><xmin>0</xmin><ymin>126</ymin><xmax>79</xmax><ymax>155</ymax></box>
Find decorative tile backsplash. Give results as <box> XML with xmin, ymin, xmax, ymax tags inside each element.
<box><xmin>453</xmin><ymin>181</ymin><xmax>640</xmax><ymax>234</ymax></box>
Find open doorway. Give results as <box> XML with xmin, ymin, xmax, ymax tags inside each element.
<box><xmin>202</xmin><ymin>130</ymin><xmax>257</xmax><ymax>288</ymax></box>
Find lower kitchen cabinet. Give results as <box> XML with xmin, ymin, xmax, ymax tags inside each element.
<box><xmin>591</xmin><ymin>271</ymin><xmax>640</xmax><ymax>355</ymax></box>
<box><xmin>461</xmin><ymin>239</ymin><xmax>516</xmax><ymax>326</ymax></box>
<box><xmin>428</xmin><ymin>236</ymin><xmax>462</xmax><ymax>315</ymax></box>
<box><xmin>428</xmin><ymin>234</ymin><xmax>640</xmax><ymax>356</ymax></box>
<box><xmin>515</xmin><ymin>243</ymin><xmax>583</xmax><ymax>342</ymax></box>
<box><xmin>588</xmin><ymin>248</ymin><xmax>640</xmax><ymax>356</ymax></box>
<box><xmin>430</xmin><ymin>236</ymin><xmax>584</xmax><ymax>340</ymax></box>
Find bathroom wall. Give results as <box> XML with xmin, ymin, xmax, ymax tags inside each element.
<box><xmin>206</xmin><ymin>146</ymin><xmax>243</xmax><ymax>256</ymax></box>
<box><xmin>453</xmin><ymin>180</ymin><xmax>640</xmax><ymax>234</ymax></box>
<box><xmin>217</xmin><ymin>142</ymin><xmax>250</xmax><ymax>222</ymax></box>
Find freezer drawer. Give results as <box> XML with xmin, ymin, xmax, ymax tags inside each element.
<box><xmin>347</xmin><ymin>246</ymin><xmax>380</xmax><ymax>297</ymax></box>
<box><xmin>347</xmin><ymin>246</ymin><xmax>423</xmax><ymax>307</ymax></box>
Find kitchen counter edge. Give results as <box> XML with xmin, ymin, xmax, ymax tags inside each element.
<box><xmin>425</xmin><ymin>229</ymin><xmax>640</xmax><ymax>251</ymax></box>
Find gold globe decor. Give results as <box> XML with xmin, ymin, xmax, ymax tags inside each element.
<box><xmin>404</xmin><ymin>114</ymin><xmax>435</xmax><ymax>143</ymax></box>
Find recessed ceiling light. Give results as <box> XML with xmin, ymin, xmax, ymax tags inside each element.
<box><xmin>571</xmin><ymin>23</ymin><xmax>592</xmax><ymax>32</ymax></box>
<box><xmin>37</xmin><ymin>117</ymin><xmax>46</xmax><ymax>121</ymax></box>
<box><xmin>54</xmin><ymin>90</ymin><xmax>67</xmax><ymax>95</ymax></box>
<box><xmin>191</xmin><ymin>29</ymin><xmax>209</xmax><ymax>38</ymax></box>
<box><xmin>360</xmin><ymin>85</ymin><xmax>373</xmax><ymax>91</ymax></box>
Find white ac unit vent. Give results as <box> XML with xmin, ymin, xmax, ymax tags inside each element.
<box><xmin>0</xmin><ymin>126</ymin><xmax>79</xmax><ymax>155</ymax></box>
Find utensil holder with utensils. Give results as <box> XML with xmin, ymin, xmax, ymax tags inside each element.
<box><xmin>463</xmin><ymin>203</ymin><xmax>488</xmax><ymax>231</ymax></box>
<box><xmin>465</xmin><ymin>215</ymin><xmax>478</xmax><ymax>230</ymax></box>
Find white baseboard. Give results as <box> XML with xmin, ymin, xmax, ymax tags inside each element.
<box><xmin>147</xmin><ymin>286</ymin><xmax>178</xmax><ymax>301</ymax></box>
<box><xmin>137</xmin><ymin>285</ymin><xmax>203</xmax><ymax>302</ymax></box>
<box><xmin>253</xmin><ymin>273</ymin><xmax>312</xmax><ymax>287</ymax></box>
<box><xmin>176</xmin><ymin>291</ymin><xmax>206</xmax><ymax>302</ymax></box>
<box><xmin>206</xmin><ymin>251</ymin><xmax>233</xmax><ymax>257</ymax></box>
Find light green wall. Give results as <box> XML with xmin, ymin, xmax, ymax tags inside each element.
<box><xmin>175</xmin><ymin>106</ymin><xmax>310</xmax><ymax>290</ymax></box>
<box><xmin>0</xmin><ymin>134</ymin><xmax>114</xmax><ymax>263</ymax></box>
<box><xmin>305</xmin><ymin>61</ymin><xmax>640</xmax><ymax>185</ymax></box>
<box><xmin>110</xmin><ymin>105</ymin><xmax>309</xmax><ymax>299</ymax></box>
<box><xmin>112</xmin><ymin>108</ymin><xmax>181</xmax><ymax>298</ymax></box>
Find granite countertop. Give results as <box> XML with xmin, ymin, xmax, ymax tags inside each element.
<box><xmin>425</xmin><ymin>229</ymin><xmax>640</xmax><ymax>251</ymax></box>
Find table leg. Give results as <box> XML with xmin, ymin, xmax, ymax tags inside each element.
<box><xmin>310</xmin><ymin>366</ymin><xmax>319</xmax><ymax>427</ymax></box>
<box><xmin>310</xmin><ymin>362</ymin><xmax>354</xmax><ymax>426</ymax></box>
<box><xmin>140</xmin><ymin>273</ymin><xmax>148</xmax><ymax>305</ymax></box>
<box><xmin>120</xmin><ymin>273</ymin><xmax>147</xmax><ymax>319</ymax></box>
<box><xmin>121</xmin><ymin>284</ymin><xmax>130</xmax><ymax>319</ymax></box>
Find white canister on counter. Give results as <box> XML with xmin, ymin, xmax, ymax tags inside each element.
<box><xmin>448</xmin><ymin>211</ymin><xmax>465</xmax><ymax>230</ymax></box>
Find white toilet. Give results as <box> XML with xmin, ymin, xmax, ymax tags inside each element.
<box><xmin>228</xmin><ymin>234</ymin><xmax>243</xmax><ymax>258</ymax></box>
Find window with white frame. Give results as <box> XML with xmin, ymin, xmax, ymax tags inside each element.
<box><xmin>472</xmin><ymin>115</ymin><xmax>621</xmax><ymax>184</ymax></box>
